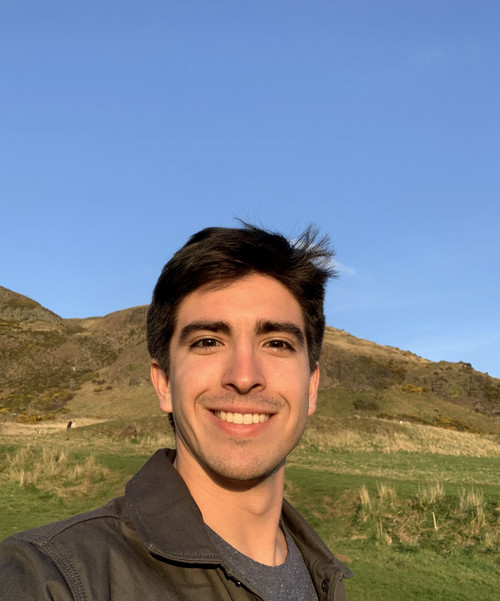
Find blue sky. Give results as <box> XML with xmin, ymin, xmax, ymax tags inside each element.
<box><xmin>1</xmin><ymin>1</ymin><xmax>499</xmax><ymax>377</ymax></box>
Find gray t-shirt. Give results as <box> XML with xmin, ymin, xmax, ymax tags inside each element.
<box><xmin>207</xmin><ymin>524</ymin><xmax>319</xmax><ymax>601</ymax></box>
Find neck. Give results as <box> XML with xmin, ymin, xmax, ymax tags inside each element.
<box><xmin>174</xmin><ymin>450</ymin><xmax>287</xmax><ymax>566</ymax></box>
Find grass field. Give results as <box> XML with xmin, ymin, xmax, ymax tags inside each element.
<box><xmin>1</xmin><ymin>414</ymin><xmax>499</xmax><ymax>600</ymax></box>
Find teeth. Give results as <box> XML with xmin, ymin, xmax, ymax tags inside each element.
<box><xmin>216</xmin><ymin>411</ymin><xmax>269</xmax><ymax>424</ymax></box>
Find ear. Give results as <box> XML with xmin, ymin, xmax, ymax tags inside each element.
<box><xmin>308</xmin><ymin>362</ymin><xmax>319</xmax><ymax>416</ymax></box>
<box><xmin>150</xmin><ymin>360</ymin><xmax>172</xmax><ymax>414</ymax></box>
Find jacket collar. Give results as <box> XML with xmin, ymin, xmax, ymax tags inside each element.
<box><xmin>125</xmin><ymin>448</ymin><xmax>353</xmax><ymax>584</ymax></box>
<box><xmin>125</xmin><ymin>448</ymin><xmax>220</xmax><ymax>563</ymax></box>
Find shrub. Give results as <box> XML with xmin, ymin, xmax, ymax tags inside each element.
<box><xmin>353</xmin><ymin>398</ymin><xmax>380</xmax><ymax>412</ymax></box>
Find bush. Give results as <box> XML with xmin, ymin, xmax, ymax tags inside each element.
<box><xmin>353</xmin><ymin>397</ymin><xmax>380</xmax><ymax>412</ymax></box>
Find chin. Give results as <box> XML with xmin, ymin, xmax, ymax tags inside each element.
<box><xmin>204</xmin><ymin>453</ymin><xmax>287</xmax><ymax>486</ymax></box>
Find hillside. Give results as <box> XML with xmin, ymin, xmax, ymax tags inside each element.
<box><xmin>1</xmin><ymin>286</ymin><xmax>499</xmax><ymax>433</ymax></box>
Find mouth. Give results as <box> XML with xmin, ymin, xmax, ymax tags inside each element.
<box><xmin>214</xmin><ymin>410</ymin><xmax>270</xmax><ymax>425</ymax></box>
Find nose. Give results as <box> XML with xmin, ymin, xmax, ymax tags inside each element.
<box><xmin>221</xmin><ymin>343</ymin><xmax>265</xmax><ymax>395</ymax></box>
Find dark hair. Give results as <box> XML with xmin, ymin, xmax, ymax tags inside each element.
<box><xmin>147</xmin><ymin>223</ymin><xmax>336</xmax><ymax>372</ymax></box>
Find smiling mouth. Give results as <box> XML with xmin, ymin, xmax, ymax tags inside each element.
<box><xmin>214</xmin><ymin>411</ymin><xmax>270</xmax><ymax>425</ymax></box>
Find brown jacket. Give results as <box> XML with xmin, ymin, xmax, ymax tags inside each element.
<box><xmin>0</xmin><ymin>449</ymin><xmax>352</xmax><ymax>600</ymax></box>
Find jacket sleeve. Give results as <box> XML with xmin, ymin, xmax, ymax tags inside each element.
<box><xmin>0</xmin><ymin>536</ymin><xmax>75</xmax><ymax>601</ymax></box>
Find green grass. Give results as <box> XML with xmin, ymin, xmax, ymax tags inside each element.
<box><xmin>0</xmin><ymin>445</ymin><xmax>150</xmax><ymax>538</ymax></box>
<box><xmin>1</xmin><ymin>417</ymin><xmax>499</xmax><ymax>600</ymax></box>
<box><xmin>283</xmin><ymin>430</ymin><xmax>500</xmax><ymax>600</ymax></box>
<box><xmin>332</xmin><ymin>543</ymin><xmax>499</xmax><ymax>601</ymax></box>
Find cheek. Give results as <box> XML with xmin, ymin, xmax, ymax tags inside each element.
<box><xmin>279</xmin><ymin>360</ymin><xmax>312</xmax><ymax>391</ymax></box>
<box><xmin>169</xmin><ymin>360</ymin><xmax>215</xmax><ymax>404</ymax></box>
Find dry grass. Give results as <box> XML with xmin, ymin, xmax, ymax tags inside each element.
<box><xmin>127</xmin><ymin>432</ymin><xmax>175</xmax><ymax>452</ymax></box>
<box><xmin>458</xmin><ymin>488</ymin><xmax>487</xmax><ymax>534</ymax></box>
<box><xmin>459</xmin><ymin>487</ymin><xmax>485</xmax><ymax>511</ymax></box>
<box><xmin>417</xmin><ymin>481</ymin><xmax>445</xmax><ymax>506</ymax></box>
<box><xmin>1</xmin><ymin>445</ymin><xmax>110</xmax><ymax>499</ymax></box>
<box><xmin>302</xmin><ymin>419</ymin><xmax>500</xmax><ymax>457</ymax></box>
<box><xmin>377</xmin><ymin>482</ymin><xmax>397</xmax><ymax>505</ymax></box>
<box><xmin>352</xmin><ymin>481</ymin><xmax>499</xmax><ymax>552</ymax></box>
<box><xmin>358</xmin><ymin>484</ymin><xmax>372</xmax><ymax>520</ymax></box>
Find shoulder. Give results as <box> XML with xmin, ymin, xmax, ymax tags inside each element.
<box><xmin>4</xmin><ymin>495</ymin><xmax>128</xmax><ymax>553</ymax></box>
<box><xmin>0</xmin><ymin>497</ymin><xmax>129</xmax><ymax>601</ymax></box>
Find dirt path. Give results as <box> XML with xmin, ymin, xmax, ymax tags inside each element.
<box><xmin>0</xmin><ymin>418</ymin><xmax>107</xmax><ymax>438</ymax></box>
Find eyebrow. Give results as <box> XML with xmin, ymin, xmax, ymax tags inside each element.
<box><xmin>255</xmin><ymin>320</ymin><xmax>306</xmax><ymax>346</ymax></box>
<box><xmin>177</xmin><ymin>319</ymin><xmax>306</xmax><ymax>346</ymax></box>
<box><xmin>178</xmin><ymin>321</ymin><xmax>231</xmax><ymax>343</ymax></box>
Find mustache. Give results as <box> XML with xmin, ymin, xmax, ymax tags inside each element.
<box><xmin>198</xmin><ymin>393</ymin><xmax>283</xmax><ymax>411</ymax></box>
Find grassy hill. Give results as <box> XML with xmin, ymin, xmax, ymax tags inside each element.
<box><xmin>1</xmin><ymin>286</ymin><xmax>499</xmax><ymax>434</ymax></box>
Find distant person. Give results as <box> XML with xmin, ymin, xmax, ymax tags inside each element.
<box><xmin>0</xmin><ymin>223</ymin><xmax>352</xmax><ymax>600</ymax></box>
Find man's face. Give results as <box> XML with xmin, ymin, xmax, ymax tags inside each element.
<box><xmin>151</xmin><ymin>273</ymin><xmax>319</xmax><ymax>485</ymax></box>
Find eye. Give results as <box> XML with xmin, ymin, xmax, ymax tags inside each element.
<box><xmin>265</xmin><ymin>339</ymin><xmax>295</xmax><ymax>352</ymax></box>
<box><xmin>190</xmin><ymin>337</ymin><xmax>222</xmax><ymax>350</ymax></box>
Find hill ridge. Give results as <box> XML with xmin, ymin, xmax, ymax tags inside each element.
<box><xmin>0</xmin><ymin>286</ymin><xmax>61</xmax><ymax>324</ymax></box>
<box><xmin>0</xmin><ymin>287</ymin><xmax>498</xmax><ymax>431</ymax></box>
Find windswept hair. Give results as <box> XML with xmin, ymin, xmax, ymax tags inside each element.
<box><xmin>147</xmin><ymin>222</ymin><xmax>337</xmax><ymax>372</ymax></box>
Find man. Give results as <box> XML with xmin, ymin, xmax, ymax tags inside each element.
<box><xmin>0</xmin><ymin>223</ymin><xmax>352</xmax><ymax>600</ymax></box>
